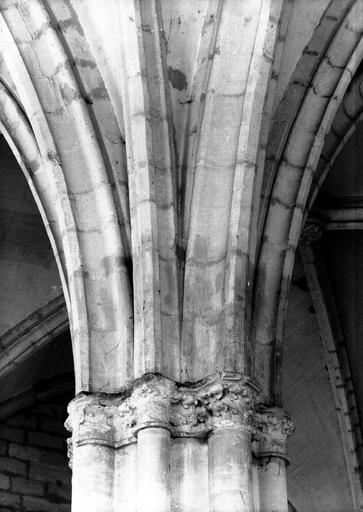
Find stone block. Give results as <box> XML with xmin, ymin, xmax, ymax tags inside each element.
<box><xmin>6</xmin><ymin>413</ymin><xmax>37</xmax><ymax>430</ymax></box>
<box><xmin>29</xmin><ymin>462</ymin><xmax>70</xmax><ymax>483</ymax></box>
<box><xmin>0</xmin><ymin>440</ymin><xmax>8</xmax><ymax>455</ymax></box>
<box><xmin>0</xmin><ymin>474</ymin><xmax>10</xmax><ymax>490</ymax></box>
<box><xmin>28</xmin><ymin>431</ymin><xmax>64</xmax><ymax>450</ymax></box>
<box><xmin>9</xmin><ymin>443</ymin><xmax>41</xmax><ymax>462</ymax></box>
<box><xmin>11</xmin><ymin>476</ymin><xmax>44</xmax><ymax>496</ymax></box>
<box><xmin>23</xmin><ymin>495</ymin><xmax>70</xmax><ymax>512</ymax></box>
<box><xmin>40</xmin><ymin>449</ymin><xmax>68</xmax><ymax>468</ymax></box>
<box><xmin>33</xmin><ymin>403</ymin><xmax>66</xmax><ymax>420</ymax></box>
<box><xmin>40</xmin><ymin>417</ymin><xmax>66</xmax><ymax>435</ymax></box>
<box><xmin>0</xmin><ymin>456</ymin><xmax>27</xmax><ymax>476</ymax></box>
<box><xmin>0</xmin><ymin>491</ymin><xmax>20</xmax><ymax>507</ymax></box>
<box><xmin>0</xmin><ymin>426</ymin><xmax>25</xmax><ymax>444</ymax></box>
<box><xmin>47</xmin><ymin>481</ymin><xmax>71</xmax><ymax>501</ymax></box>
<box><xmin>23</xmin><ymin>496</ymin><xmax>71</xmax><ymax>512</ymax></box>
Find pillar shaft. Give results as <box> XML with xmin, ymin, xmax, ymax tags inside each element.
<box><xmin>114</xmin><ymin>443</ymin><xmax>137</xmax><ymax>512</ymax></box>
<box><xmin>65</xmin><ymin>392</ymin><xmax>137</xmax><ymax>512</ymax></box>
<box><xmin>170</xmin><ymin>438</ymin><xmax>209</xmax><ymax>512</ymax></box>
<box><xmin>209</xmin><ymin>428</ymin><xmax>253</xmax><ymax>512</ymax></box>
<box><xmin>257</xmin><ymin>457</ymin><xmax>288</xmax><ymax>512</ymax></box>
<box><xmin>71</xmin><ymin>444</ymin><xmax>114</xmax><ymax>512</ymax></box>
<box><xmin>254</xmin><ymin>407</ymin><xmax>294</xmax><ymax>512</ymax></box>
<box><xmin>136</xmin><ymin>427</ymin><xmax>171</xmax><ymax>512</ymax></box>
<box><xmin>66</xmin><ymin>373</ymin><xmax>262</xmax><ymax>512</ymax></box>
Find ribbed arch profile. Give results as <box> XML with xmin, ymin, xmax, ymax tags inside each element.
<box><xmin>0</xmin><ymin>1</ymin><xmax>133</xmax><ymax>393</ymax></box>
<box><xmin>253</xmin><ymin>0</ymin><xmax>363</xmax><ymax>404</ymax></box>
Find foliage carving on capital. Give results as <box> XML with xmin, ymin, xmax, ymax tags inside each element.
<box><xmin>65</xmin><ymin>377</ymin><xmax>175</xmax><ymax>452</ymax></box>
<box><xmin>170</xmin><ymin>390</ymin><xmax>209</xmax><ymax>436</ymax></box>
<box><xmin>65</xmin><ymin>393</ymin><xmax>136</xmax><ymax>448</ymax></box>
<box><xmin>300</xmin><ymin>221</ymin><xmax>324</xmax><ymax>248</ymax></box>
<box><xmin>253</xmin><ymin>406</ymin><xmax>294</xmax><ymax>459</ymax></box>
<box><xmin>132</xmin><ymin>376</ymin><xmax>175</xmax><ymax>431</ymax></box>
<box><xmin>65</xmin><ymin>374</ymin><xmax>262</xmax><ymax>456</ymax></box>
<box><xmin>170</xmin><ymin>374</ymin><xmax>260</xmax><ymax>435</ymax></box>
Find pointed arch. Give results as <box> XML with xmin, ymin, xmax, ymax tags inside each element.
<box><xmin>0</xmin><ymin>0</ymin><xmax>133</xmax><ymax>393</ymax></box>
<box><xmin>307</xmin><ymin>65</ymin><xmax>363</xmax><ymax>216</ymax></box>
<box><xmin>253</xmin><ymin>0</ymin><xmax>363</xmax><ymax>402</ymax></box>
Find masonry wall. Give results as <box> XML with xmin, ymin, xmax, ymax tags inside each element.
<box><xmin>0</xmin><ymin>395</ymin><xmax>71</xmax><ymax>512</ymax></box>
<box><xmin>283</xmin><ymin>256</ymin><xmax>353</xmax><ymax>512</ymax></box>
<box><xmin>0</xmin><ymin>135</ymin><xmax>61</xmax><ymax>337</ymax></box>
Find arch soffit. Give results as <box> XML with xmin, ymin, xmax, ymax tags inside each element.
<box><xmin>259</xmin><ymin>0</ymin><xmax>356</xmax><ymax>239</ymax></box>
<box><xmin>0</xmin><ymin>79</ymin><xmax>69</xmax><ymax>300</ymax></box>
<box><xmin>0</xmin><ymin>295</ymin><xmax>68</xmax><ymax>380</ymax></box>
<box><xmin>307</xmin><ymin>67</ymin><xmax>363</xmax><ymax>216</ymax></box>
<box><xmin>0</xmin><ymin>21</ymin><xmax>86</xmax><ymax>390</ymax></box>
<box><xmin>254</xmin><ymin>0</ymin><xmax>363</xmax><ymax>402</ymax></box>
<box><xmin>0</xmin><ymin>1</ymin><xmax>134</xmax><ymax>393</ymax></box>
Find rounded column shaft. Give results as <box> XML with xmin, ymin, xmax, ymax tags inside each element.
<box><xmin>209</xmin><ymin>428</ymin><xmax>253</xmax><ymax>512</ymax></box>
<box><xmin>136</xmin><ymin>427</ymin><xmax>171</xmax><ymax>512</ymax></box>
<box><xmin>66</xmin><ymin>392</ymin><xmax>137</xmax><ymax>512</ymax></box>
<box><xmin>66</xmin><ymin>374</ymin><xmax>262</xmax><ymax>512</ymax></box>
<box><xmin>254</xmin><ymin>407</ymin><xmax>294</xmax><ymax>512</ymax></box>
<box><xmin>170</xmin><ymin>438</ymin><xmax>209</xmax><ymax>511</ymax></box>
<box><xmin>258</xmin><ymin>457</ymin><xmax>287</xmax><ymax>512</ymax></box>
<box><xmin>72</xmin><ymin>444</ymin><xmax>115</xmax><ymax>512</ymax></box>
<box><xmin>114</xmin><ymin>443</ymin><xmax>137</xmax><ymax>511</ymax></box>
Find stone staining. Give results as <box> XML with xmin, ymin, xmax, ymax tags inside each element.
<box><xmin>0</xmin><ymin>0</ymin><xmax>334</xmax><ymax>509</ymax></box>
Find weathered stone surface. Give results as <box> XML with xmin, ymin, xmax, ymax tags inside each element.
<box><xmin>0</xmin><ymin>0</ymin><xmax>361</xmax><ymax>510</ymax></box>
<box><xmin>66</xmin><ymin>373</ymin><xmax>260</xmax><ymax>450</ymax></box>
<box><xmin>253</xmin><ymin>406</ymin><xmax>294</xmax><ymax>460</ymax></box>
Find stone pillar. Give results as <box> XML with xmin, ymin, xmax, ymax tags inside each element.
<box><xmin>133</xmin><ymin>378</ymin><xmax>174</xmax><ymax>512</ymax></box>
<box><xmin>253</xmin><ymin>406</ymin><xmax>294</xmax><ymax>512</ymax></box>
<box><xmin>66</xmin><ymin>373</ymin><xmax>261</xmax><ymax>512</ymax></box>
<box><xmin>207</xmin><ymin>378</ymin><xmax>259</xmax><ymax>512</ymax></box>
<box><xmin>170</xmin><ymin>373</ymin><xmax>260</xmax><ymax>512</ymax></box>
<box><xmin>66</xmin><ymin>376</ymin><xmax>175</xmax><ymax>512</ymax></box>
<box><xmin>65</xmin><ymin>394</ymin><xmax>128</xmax><ymax>512</ymax></box>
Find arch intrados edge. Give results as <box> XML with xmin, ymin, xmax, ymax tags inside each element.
<box><xmin>0</xmin><ymin>13</ymin><xmax>89</xmax><ymax>391</ymax></box>
<box><xmin>254</xmin><ymin>0</ymin><xmax>363</xmax><ymax>403</ymax></box>
<box><xmin>258</xmin><ymin>0</ymin><xmax>356</xmax><ymax>242</ymax></box>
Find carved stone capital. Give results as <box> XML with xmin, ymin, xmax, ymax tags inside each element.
<box><xmin>65</xmin><ymin>373</ymin><xmax>261</xmax><ymax>463</ymax></box>
<box><xmin>171</xmin><ymin>373</ymin><xmax>260</xmax><ymax>436</ymax></box>
<box><xmin>65</xmin><ymin>375</ymin><xmax>175</xmax><ymax>451</ymax></box>
<box><xmin>65</xmin><ymin>392</ymin><xmax>136</xmax><ymax>449</ymax></box>
<box><xmin>133</xmin><ymin>375</ymin><xmax>175</xmax><ymax>433</ymax></box>
<box><xmin>253</xmin><ymin>406</ymin><xmax>294</xmax><ymax>460</ymax></box>
<box><xmin>300</xmin><ymin>220</ymin><xmax>324</xmax><ymax>248</ymax></box>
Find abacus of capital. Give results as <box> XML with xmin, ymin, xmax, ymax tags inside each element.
<box><xmin>65</xmin><ymin>373</ymin><xmax>293</xmax><ymax>512</ymax></box>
